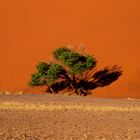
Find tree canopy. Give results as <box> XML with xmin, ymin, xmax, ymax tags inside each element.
<box><xmin>29</xmin><ymin>46</ymin><xmax>122</xmax><ymax>96</ymax></box>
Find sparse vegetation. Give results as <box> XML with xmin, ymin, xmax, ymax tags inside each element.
<box><xmin>0</xmin><ymin>91</ymin><xmax>24</xmax><ymax>95</ymax></box>
<box><xmin>29</xmin><ymin>46</ymin><xmax>122</xmax><ymax>95</ymax></box>
<box><xmin>0</xmin><ymin>101</ymin><xmax>139</xmax><ymax>112</ymax></box>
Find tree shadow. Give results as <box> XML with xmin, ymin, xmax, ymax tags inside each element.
<box><xmin>46</xmin><ymin>65</ymin><xmax>122</xmax><ymax>95</ymax></box>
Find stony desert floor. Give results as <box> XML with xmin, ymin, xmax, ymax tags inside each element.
<box><xmin>0</xmin><ymin>94</ymin><xmax>140</xmax><ymax>140</ymax></box>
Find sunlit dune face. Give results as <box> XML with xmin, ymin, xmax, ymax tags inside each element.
<box><xmin>0</xmin><ymin>0</ymin><xmax>140</xmax><ymax>98</ymax></box>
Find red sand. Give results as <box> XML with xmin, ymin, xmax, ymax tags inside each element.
<box><xmin>0</xmin><ymin>0</ymin><xmax>140</xmax><ymax>98</ymax></box>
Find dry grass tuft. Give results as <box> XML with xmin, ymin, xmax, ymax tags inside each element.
<box><xmin>0</xmin><ymin>101</ymin><xmax>140</xmax><ymax>112</ymax></box>
<box><xmin>0</xmin><ymin>91</ymin><xmax>24</xmax><ymax>95</ymax></box>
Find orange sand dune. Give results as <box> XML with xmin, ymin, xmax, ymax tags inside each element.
<box><xmin>0</xmin><ymin>0</ymin><xmax>140</xmax><ymax>98</ymax></box>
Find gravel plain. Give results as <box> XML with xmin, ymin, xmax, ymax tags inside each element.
<box><xmin>0</xmin><ymin>94</ymin><xmax>140</xmax><ymax>140</ymax></box>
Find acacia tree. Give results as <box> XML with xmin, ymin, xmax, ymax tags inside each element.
<box><xmin>29</xmin><ymin>47</ymin><xmax>122</xmax><ymax>96</ymax></box>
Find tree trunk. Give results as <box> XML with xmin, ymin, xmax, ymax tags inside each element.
<box><xmin>72</xmin><ymin>74</ymin><xmax>79</xmax><ymax>95</ymax></box>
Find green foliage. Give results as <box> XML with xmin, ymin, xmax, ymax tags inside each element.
<box><xmin>70</xmin><ymin>62</ymin><xmax>86</xmax><ymax>74</ymax></box>
<box><xmin>52</xmin><ymin>47</ymin><xmax>96</xmax><ymax>74</ymax></box>
<box><xmin>29</xmin><ymin>46</ymin><xmax>122</xmax><ymax>96</ymax></box>
<box><xmin>70</xmin><ymin>55</ymin><xmax>97</xmax><ymax>74</ymax></box>
<box><xmin>29</xmin><ymin>63</ymin><xmax>66</xmax><ymax>86</ymax></box>
<box><xmin>47</xmin><ymin>63</ymin><xmax>66</xmax><ymax>84</ymax></box>
<box><xmin>53</xmin><ymin>47</ymin><xmax>71</xmax><ymax>60</ymax></box>
<box><xmin>86</xmin><ymin>55</ymin><xmax>96</xmax><ymax>68</ymax></box>
<box><xmin>36</xmin><ymin>62</ymin><xmax>50</xmax><ymax>76</ymax></box>
<box><xmin>29</xmin><ymin>73</ymin><xmax>47</xmax><ymax>86</ymax></box>
<box><xmin>29</xmin><ymin>62</ymin><xmax>49</xmax><ymax>86</ymax></box>
<box><xmin>53</xmin><ymin>47</ymin><xmax>80</xmax><ymax>67</ymax></box>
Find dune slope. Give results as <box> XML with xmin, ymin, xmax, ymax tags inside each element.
<box><xmin>0</xmin><ymin>0</ymin><xmax>140</xmax><ymax>98</ymax></box>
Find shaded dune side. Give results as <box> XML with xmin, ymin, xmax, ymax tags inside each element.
<box><xmin>0</xmin><ymin>0</ymin><xmax>140</xmax><ymax>98</ymax></box>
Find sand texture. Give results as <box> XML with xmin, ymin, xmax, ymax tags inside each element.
<box><xmin>0</xmin><ymin>0</ymin><xmax>140</xmax><ymax>98</ymax></box>
<box><xmin>0</xmin><ymin>94</ymin><xmax>140</xmax><ymax>140</ymax></box>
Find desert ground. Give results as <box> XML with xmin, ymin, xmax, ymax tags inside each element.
<box><xmin>0</xmin><ymin>93</ymin><xmax>140</xmax><ymax>140</ymax></box>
